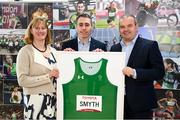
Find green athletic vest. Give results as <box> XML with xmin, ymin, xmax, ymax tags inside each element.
<box><xmin>4</xmin><ymin>63</ymin><xmax>16</xmax><ymax>76</ymax></box>
<box><xmin>63</xmin><ymin>57</ymin><xmax>117</xmax><ymax>119</ymax></box>
<box><xmin>162</xmin><ymin>71</ymin><xmax>176</xmax><ymax>89</ymax></box>
<box><xmin>108</xmin><ymin>8</ymin><xmax>116</xmax><ymax>21</ymax></box>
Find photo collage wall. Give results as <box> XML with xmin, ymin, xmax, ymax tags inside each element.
<box><xmin>127</xmin><ymin>0</ymin><xmax>180</xmax><ymax>119</ymax></box>
<box><xmin>0</xmin><ymin>0</ymin><xmax>179</xmax><ymax>119</ymax></box>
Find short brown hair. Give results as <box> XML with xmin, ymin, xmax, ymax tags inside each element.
<box><xmin>119</xmin><ymin>14</ymin><xmax>137</xmax><ymax>28</ymax></box>
<box><xmin>77</xmin><ymin>0</ymin><xmax>85</xmax><ymax>6</ymax></box>
<box><xmin>24</xmin><ymin>17</ymin><xmax>51</xmax><ymax>45</ymax></box>
<box><xmin>76</xmin><ymin>13</ymin><xmax>92</xmax><ymax>25</ymax></box>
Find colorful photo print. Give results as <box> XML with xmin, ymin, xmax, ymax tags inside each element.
<box><xmin>68</xmin><ymin>0</ymin><xmax>96</xmax><ymax>29</ymax></box>
<box><xmin>91</xmin><ymin>28</ymin><xmax>120</xmax><ymax>50</ymax></box>
<box><xmin>3</xmin><ymin>80</ymin><xmax>23</xmax><ymax>104</ymax></box>
<box><xmin>53</xmin><ymin>2</ymin><xmax>70</xmax><ymax>30</ymax></box>
<box><xmin>125</xmin><ymin>0</ymin><xmax>180</xmax><ymax>28</ymax></box>
<box><xmin>0</xmin><ymin>3</ymin><xmax>2</xmax><ymax>29</ymax></box>
<box><xmin>69</xmin><ymin>29</ymin><xmax>77</xmax><ymax>39</ymax></box>
<box><xmin>0</xmin><ymin>104</ymin><xmax>23</xmax><ymax>119</ymax></box>
<box><xmin>0</xmin><ymin>29</ymin><xmax>25</xmax><ymax>54</ymax></box>
<box><xmin>96</xmin><ymin>0</ymin><xmax>125</xmax><ymax>28</ymax></box>
<box><xmin>157</xmin><ymin>30</ymin><xmax>180</xmax><ymax>58</ymax></box>
<box><xmin>2</xmin><ymin>2</ymin><xmax>28</xmax><ymax>29</ymax></box>
<box><xmin>153</xmin><ymin>89</ymin><xmax>180</xmax><ymax>120</ymax></box>
<box><xmin>0</xmin><ymin>55</ymin><xmax>3</xmax><ymax>80</ymax></box>
<box><xmin>154</xmin><ymin>57</ymin><xmax>180</xmax><ymax>90</ymax></box>
<box><xmin>138</xmin><ymin>27</ymin><xmax>157</xmax><ymax>40</ymax></box>
<box><xmin>0</xmin><ymin>80</ymin><xmax>3</xmax><ymax>104</ymax></box>
<box><xmin>28</xmin><ymin>3</ymin><xmax>53</xmax><ymax>29</ymax></box>
<box><xmin>52</xmin><ymin>29</ymin><xmax>70</xmax><ymax>50</ymax></box>
<box><xmin>2</xmin><ymin>54</ymin><xmax>17</xmax><ymax>80</ymax></box>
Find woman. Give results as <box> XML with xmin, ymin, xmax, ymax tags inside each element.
<box><xmin>162</xmin><ymin>58</ymin><xmax>179</xmax><ymax>89</ymax></box>
<box><xmin>3</xmin><ymin>55</ymin><xmax>17</xmax><ymax>79</ymax></box>
<box><xmin>16</xmin><ymin>16</ymin><xmax>59</xmax><ymax>119</ymax></box>
<box><xmin>157</xmin><ymin>90</ymin><xmax>180</xmax><ymax>119</ymax></box>
<box><xmin>10</xmin><ymin>86</ymin><xmax>22</xmax><ymax>104</ymax></box>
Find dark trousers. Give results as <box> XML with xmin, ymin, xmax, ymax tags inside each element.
<box><xmin>124</xmin><ymin>96</ymin><xmax>153</xmax><ymax>119</ymax></box>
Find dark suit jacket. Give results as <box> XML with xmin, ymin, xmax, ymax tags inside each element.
<box><xmin>110</xmin><ymin>36</ymin><xmax>165</xmax><ymax>112</ymax></box>
<box><xmin>62</xmin><ymin>37</ymin><xmax>107</xmax><ymax>51</ymax></box>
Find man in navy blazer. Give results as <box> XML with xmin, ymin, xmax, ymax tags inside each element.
<box><xmin>110</xmin><ymin>15</ymin><xmax>165</xmax><ymax>119</ymax></box>
<box><xmin>62</xmin><ymin>37</ymin><xmax>106</xmax><ymax>51</ymax></box>
<box><xmin>62</xmin><ymin>13</ymin><xmax>106</xmax><ymax>52</ymax></box>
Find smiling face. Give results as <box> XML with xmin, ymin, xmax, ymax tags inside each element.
<box><xmin>24</xmin><ymin>17</ymin><xmax>51</xmax><ymax>44</ymax></box>
<box><xmin>76</xmin><ymin>16</ymin><xmax>92</xmax><ymax>41</ymax></box>
<box><xmin>164</xmin><ymin>61</ymin><xmax>171</xmax><ymax>71</ymax></box>
<box><xmin>14</xmin><ymin>87</ymin><xmax>18</xmax><ymax>92</ymax></box>
<box><xmin>77</xmin><ymin>3</ymin><xmax>85</xmax><ymax>14</ymax></box>
<box><xmin>30</xmin><ymin>19</ymin><xmax>47</xmax><ymax>42</ymax></box>
<box><xmin>163</xmin><ymin>59</ymin><xmax>174</xmax><ymax>72</ymax></box>
<box><xmin>166</xmin><ymin>91</ymin><xmax>174</xmax><ymax>98</ymax></box>
<box><xmin>5</xmin><ymin>55</ymin><xmax>13</xmax><ymax>65</ymax></box>
<box><xmin>119</xmin><ymin>16</ymin><xmax>138</xmax><ymax>43</ymax></box>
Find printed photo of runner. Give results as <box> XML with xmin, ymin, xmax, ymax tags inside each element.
<box><xmin>96</xmin><ymin>0</ymin><xmax>125</xmax><ymax>28</ymax></box>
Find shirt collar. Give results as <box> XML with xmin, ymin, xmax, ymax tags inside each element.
<box><xmin>78</xmin><ymin>37</ymin><xmax>91</xmax><ymax>44</ymax></box>
<box><xmin>33</xmin><ymin>45</ymin><xmax>56</xmax><ymax>70</ymax></box>
<box><xmin>120</xmin><ymin>34</ymin><xmax>138</xmax><ymax>46</ymax></box>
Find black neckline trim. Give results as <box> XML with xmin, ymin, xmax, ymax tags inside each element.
<box><xmin>32</xmin><ymin>43</ymin><xmax>47</xmax><ymax>52</ymax></box>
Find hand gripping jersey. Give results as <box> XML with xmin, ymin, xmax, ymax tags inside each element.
<box><xmin>63</xmin><ymin>57</ymin><xmax>117</xmax><ymax>119</ymax></box>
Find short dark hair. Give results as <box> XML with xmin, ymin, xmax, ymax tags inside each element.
<box><xmin>119</xmin><ymin>14</ymin><xmax>137</xmax><ymax>28</ymax></box>
<box><xmin>77</xmin><ymin>0</ymin><xmax>85</xmax><ymax>6</ymax></box>
<box><xmin>76</xmin><ymin>13</ymin><xmax>92</xmax><ymax>25</ymax></box>
<box><xmin>120</xmin><ymin>14</ymin><xmax>137</xmax><ymax>24</ymax></box>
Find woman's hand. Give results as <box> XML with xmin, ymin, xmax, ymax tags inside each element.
<box><xmin>49</xmin><ymin>68</ymin><xmax>59</xmax><ymax>78</ymax></box>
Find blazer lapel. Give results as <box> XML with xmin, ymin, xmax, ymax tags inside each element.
<box><xmin>89</xmin><ymin>38</ymin><xmax>95</xmax><ymax>51</ymax></box>
<box><xmin>117</xmin><ymin>43</ymin><xmax>122</xmax><ymax>51</ymax></box>
<box><xmin>74</xmin><ymin>38</ymin><xmax>78</xmax><ymax>51</ymax></box>
<box><xmin>127</xmin><ymin>37</ymin><xmax>142</xmax><ymax>66</ymax></box>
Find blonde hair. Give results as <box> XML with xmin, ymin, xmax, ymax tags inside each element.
<box><xmin>24</xmin><ymin>17</ymin><xmax>51</xmax><ymax>45</ymax></box>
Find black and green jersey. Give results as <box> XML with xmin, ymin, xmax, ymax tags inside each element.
<box><xmin>63</xmin><ymin>57</ymin><xmax>117</xmax><ymax>119</ymax></box>
<box><xmin>69</xmin><ymin>14</ymin><xmax>78</xmax><ymax>29</ymax></box>
<box><xmin>162</xmin><ymin>71</ymin><xmax>176</xmax><ymax>89</ymax></box>
<box><xmin>108</xmin><ymin>8</ymin><xmax>116</xmax><ymax>21</ymax></box>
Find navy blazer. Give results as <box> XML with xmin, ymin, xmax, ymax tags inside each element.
<box><xmin>62</xmin><ymin>37</ymin><xmax>107</xmax><ymax>51</ymax></box>
<box><xmin>110</xmin><ymin>36</ymin><xmax>165</xmax><ymax>112</ymax></box>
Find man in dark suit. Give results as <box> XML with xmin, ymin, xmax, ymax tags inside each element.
<box><xmin>62</xmin><ymin>13</ymin><xmax>106</xmax><ymax>52</ymax></box>
<box><xmin>110</xmin><ymin>15</ymin><xmax>165</xmax><ymax>119</ymax></box>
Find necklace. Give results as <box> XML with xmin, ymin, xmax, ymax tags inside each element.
<box><xmin>32</xmin><ymin>43</ymin><xmax>47</xmax><ymax>52</ymax></box>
